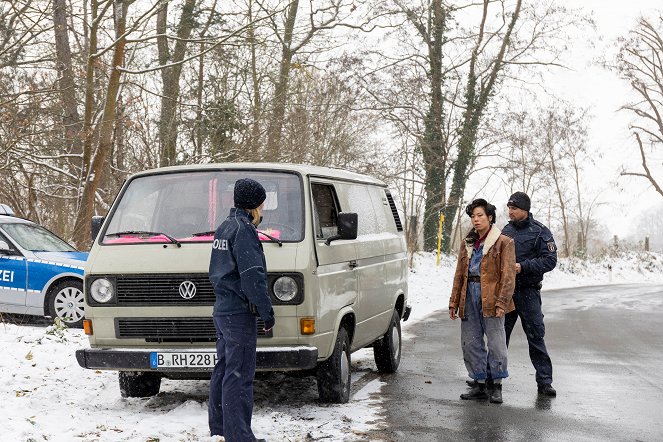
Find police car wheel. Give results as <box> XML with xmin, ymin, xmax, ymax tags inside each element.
<box><xmin>48</xmin><ymin>280</ymin><xmax>85</xmax><ymax>328</ymax></box>
<box><xmin>317</xmin><ymin>326</ymin><xmax>351</xmax><ymax>403</ymax></box>
<box><xmin>373</xmin><ymin>309</ymin><xmax>401</xmax><ymax>373</ymax></box>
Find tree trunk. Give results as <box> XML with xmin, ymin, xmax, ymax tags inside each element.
<box><xmin>266</xmin><ymin>0</ymin><xmax>299</xmax><ymax>158</ymax></box>
<box><xmin>158</xmin><ymin>0</ymin><xmax>197</xmax><ymax>167</ymax></box>
<box><xmin>441</xmin><ymin>0</ymin><xmax>522</xmax><ymax>251</ymax></box>
<box><xmin>416</xmin><ymin>0</ymin><xmax>448</xmax><ymax>251</ymax></box>
<box><xmin>52</xmin><ymin>0</ymin><xmax>84</xmax><ymax>177</ymax></box>
<box><xmin>71</xmin><ymin>0</ymin><xmax>129</xmax><ymax>249</ymax></box>
<box><xmin>248</xmin><ymin>0</ymin><xmax>262</xmax><ymax>160</ymax></box>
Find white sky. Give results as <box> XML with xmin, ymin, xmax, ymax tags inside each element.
<box><xmin>543</xmin><ymin>0</ymin><xmax>662</xmax><ymax>238</ymax></box>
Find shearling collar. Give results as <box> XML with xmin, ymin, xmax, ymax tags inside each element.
<box><xmin>465</xmin><ymin>225</ymin><xmax>502</xmax><ymax>257</ymax></box>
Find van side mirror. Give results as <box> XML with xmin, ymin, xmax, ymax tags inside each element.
<box><xmin>91</xmin><ymin>216</ymin><xmax>105</xmax><ymax>242</ymax></box>
<box><xmin>325</xmin><ymin>212</ymin><xmax>358</xmax><ymax>246</ymax></box>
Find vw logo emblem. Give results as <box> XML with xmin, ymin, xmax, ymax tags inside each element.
<box><xmin>179</xmin><ymin>281</ymin><xmax>197</xmax><ymax>299</ymax></box>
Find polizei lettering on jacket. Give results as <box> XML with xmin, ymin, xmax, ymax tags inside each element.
<box><xmin>212</xmin><ymin>239</ymin><xmax>229</xmax><ymax>250</ymax></box>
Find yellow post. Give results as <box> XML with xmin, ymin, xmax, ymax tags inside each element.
<box><xmin>436</xmin><ymin>212</ymin><xmax>445</xmax><ymax>266</ymax></box>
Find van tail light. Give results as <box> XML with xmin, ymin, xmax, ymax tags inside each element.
<box><xmin>83</xmin><ymin>319</ymin><xmax>93</xmax><ymax>335</ymax></box>
<box><xmin>300</xmin><ymin>318</ymin><xmax>315</xmax><ymax>335</ymax></box>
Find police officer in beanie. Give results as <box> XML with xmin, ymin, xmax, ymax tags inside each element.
<box><xmin>208</xmin><ymin>178</ymin><xmax>275</xmax><ymax>441</ymax></box>
<box><xmin>501</xmin><ymin>191</ymin><xmax>558</xmax><ymax>397</ymax></box>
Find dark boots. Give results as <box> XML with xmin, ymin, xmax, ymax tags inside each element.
<box><xmin>460</xmin><ymin>383</ymin><xmax>488</xmax><ymax>400</ymax></box>
<box><xmin>489</xmin><ymin>383</ymin><xmax>503</xmax><ymax>404</ymax></box>
<box><xmin>538</xmin><ymin>384</ymin><xmax>557</xmax><ymax>397</ymax></box>
<box><xmin>461</xmin><ymin>381</ymin><xmax>502</xmax><ymax>403</ymax></box>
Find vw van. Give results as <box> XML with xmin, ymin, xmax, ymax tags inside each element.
<box><xmin>75</xmin><ymin>163</ymin><xmax>410</xmax><ymax>403</ymax></box>
<box><xmin>0</xmin><ymin>204</ymin><xmax>88</xmax><ymax>327</ymax></box>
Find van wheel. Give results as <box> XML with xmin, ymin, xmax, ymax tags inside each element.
<box><xmin>373</xmin><ymin>310</ymin><xmax>401</xmax><ymax>373</ymax></box>
<box><xmin>317</xmin><ymin>327</ymin><xmax>351</xmax><ymax>403</ymax></box>
<box><xmin>118</xmin><ymin>371</ymin><xmax>161</xmax><ymax>397</ymax></box>
<box><xmin>48</xmin><ymin>280</ymin><xmax>85</xmax><ymax>328</ymax></box>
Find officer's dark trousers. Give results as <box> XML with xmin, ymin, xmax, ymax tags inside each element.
<box><xmin>209</xmin><ymin>313</ymin><xmax>257</xmax><ymax>442</ymax></box>
<box><xmin>505</xmin><ymin>286</ymin><xmax>553</xmax><ymax>385</ymax></box>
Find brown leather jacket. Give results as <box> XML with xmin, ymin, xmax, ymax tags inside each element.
<box><xmin>449</xmin><ymin>226</ymin><xmax>516</xmax><ymax>318</ymax></box>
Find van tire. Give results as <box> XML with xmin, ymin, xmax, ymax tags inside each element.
<box><xmin>317</xmin><ymin>327</ymin><xmax>351</xmax><ymax>403</ymax></box>
<box><xmin>118</xmin><ymin>371</ymin><xmax>161</xmax><ymax>397</ymax></box>
<box><xmin>373</xmin><ymin>310</ymin><xmax>401</xmax><ymax>373</ymax></box>
<box><xmin>47</xmin><ymin>279</ymin><xmax>85</xmax><ymax>328</ymax></box>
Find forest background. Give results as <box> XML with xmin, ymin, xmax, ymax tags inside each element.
<box><xmin>1</xmin><ymin>0</ymin><xmax>663</xmax><ymax>257</ymax></box>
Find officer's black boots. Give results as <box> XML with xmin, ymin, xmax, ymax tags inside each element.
<box><xmin>538</xmin><ymin>383</ymin><xmax>557</xmax><ymax>397</ymax></box>
<box><xmin>489</xmin><ymin>383</ymin><xmax>503</xmax><ymax>404</ymax></box>
<box><xmin>460</xmin><ymin>383</ymin><xmax>489</xmax><ymax>400</ymax></box>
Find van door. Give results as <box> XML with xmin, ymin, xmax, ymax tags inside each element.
<box><xmin>311</xmin><ymin>182</ymin><xmax>358</xmax><ymax>337</ymax></box>
<box><xmin>344</xmin><ymin>184</ymin><xmax>390</xmax><ymax>348</ymax></box>
<box><xmin>0</xmin><ymin>232</ymin><xmax>27</xmax><ymax>307</ymax></box>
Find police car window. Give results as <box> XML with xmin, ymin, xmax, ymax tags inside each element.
<box><xmin>103</xmin><ymin>171</ymin><xmax>304</xmax><ymax>244</ymax></box>
<box><xmin>0</xmin><ymin>231</ymin><xmax>16</xmax><ymax>252</ymax></box>
<box><xmin>1</xmin><ymin>223</ymin><xmax>76</xmax><ymax>252</ymax></box>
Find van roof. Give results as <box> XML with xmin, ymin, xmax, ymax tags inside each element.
<box><xmin>131</xmin><ymin>163</ymin><xmax>387</xmax><ymax>187</ymax></box>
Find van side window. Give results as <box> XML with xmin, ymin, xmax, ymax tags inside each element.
<box><xmin>312</xmin><ymin>184</ymin><xmax>340</xmax><ymax>240</ymax></box>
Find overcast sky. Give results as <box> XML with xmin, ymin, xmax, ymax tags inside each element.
<box><xmin>543</xmin><ymin>0</ymin><xmax>662</xmax><ymax>238</ymax></box>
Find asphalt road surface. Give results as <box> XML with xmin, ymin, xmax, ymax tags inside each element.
<box><xmin>370</xmin><ymin>284</ymin><xmax>663</xmax><ymax>442</ymax></box>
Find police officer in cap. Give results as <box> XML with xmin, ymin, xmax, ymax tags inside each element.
<box><xmin>208</xmin><ymin>178</ymin><xmax>275</xmax><ymax>441</ymax></box>
<box><xmin>501</xmin><ymin>191</ymin><xmax>558</xmax><ymax>397</ymax></box>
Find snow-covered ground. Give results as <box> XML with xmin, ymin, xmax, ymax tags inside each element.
<box><xmin>3</xmin><ymin>251</ymin><xmax>663</xmax><ymax>442</ymax></box>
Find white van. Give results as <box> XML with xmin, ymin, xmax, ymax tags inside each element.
<box><xmin>75</xmin><ymin>163</ymin><xmax>410</xmax><ymax>403</ymax></box>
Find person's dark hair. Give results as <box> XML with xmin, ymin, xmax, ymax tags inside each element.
<box><xmin>464</xmin><ymin>198</ymin><xmax>496</xmax><ymax>246</ymax></box>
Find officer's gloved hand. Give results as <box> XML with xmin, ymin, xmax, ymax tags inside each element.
<box><xmin>263</xmin><ymin>316</ymin><xmax>275</xmax><ymax>331</ymax></box>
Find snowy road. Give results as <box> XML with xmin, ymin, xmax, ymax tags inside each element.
<box><xmin>3</xmin><ymin>253</ymin><xmax>663</xmax><ymax>442</ymax></box>
<box><xmin>369</xmin><ymin>284</ymin><xmax>663</xmax><ymax>441</ymax></box>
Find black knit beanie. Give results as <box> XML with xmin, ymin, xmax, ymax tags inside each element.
<box><xmin>507</xmin><ymin>191</ymin><xmax>531</xmax><ymax>212</ymax></box>
<box><xmin>234</xmin><ymin>178</ymin><xmax>266</xmax><ymax>210</ymax></box>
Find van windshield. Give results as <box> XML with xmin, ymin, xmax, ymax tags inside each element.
<box><xmin>102</xmin><ymin>171</ymin><xmax>304</xmax><ymax>244</ymax></box>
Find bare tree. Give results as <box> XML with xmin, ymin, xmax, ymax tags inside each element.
<box><xmin>157</xmin><ymin>0</ymin><xmax>198</xmax><ymax>167</ymax></box>
<box><xmin>72</xmin><ymin>0</ymin><xmax>134</xmax><ymax>247</ymax></box>
<box><xmin>617</xmin><ymin>15</ymin><xmax>663</xmax><ymax>198</ymax></box>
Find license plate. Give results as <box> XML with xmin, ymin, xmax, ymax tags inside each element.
<box><xmin>150</xmin><ymin>351</ymin><xmax>218</xmax><ymax>369</ymax></box>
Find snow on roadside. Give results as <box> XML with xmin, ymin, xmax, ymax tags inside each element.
<box><xmin>3</xmin><ymin>250</ymin><xmax>663</xmax><ymax>441</ymax></box>
<box><xmin>0</xmin><ymin>320</ymin><xmax>384</xmax><ymax>442</ymax></box>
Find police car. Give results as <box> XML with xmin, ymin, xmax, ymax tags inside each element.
<box><xmin>0</xmin><ymin>204</ymin><xmax>88</xmax><ymax>327</ymax></box>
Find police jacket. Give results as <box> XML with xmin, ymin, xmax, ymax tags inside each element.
<box><xmin>209</xmin><ymin>208</ymin><xmax>274</xmax><ymax>323</ymax></box>
<box><xmin>501</xmin><ymin>214</ymin><xmax>557</xmax><ymax>287</ymax></box>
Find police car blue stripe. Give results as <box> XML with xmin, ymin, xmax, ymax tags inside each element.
<box><xmin>2</xmin><ymin>255</ymin><xmax>83</xmax><ymax>270</ymax></box>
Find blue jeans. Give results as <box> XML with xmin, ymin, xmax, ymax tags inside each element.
<box><xmin>505</xmin><ymin>286</ymin><xmax>553</xmax><ymax>385</ymax></box>
<box><xmin>209</xmin><ymin>313</ymin><xmax>257</xmax><ymax>442</ymax></box>
<box><xmin>461</xmin><ymin>285</ymin><xmax>509</xmax><ymax>380</ymax></box>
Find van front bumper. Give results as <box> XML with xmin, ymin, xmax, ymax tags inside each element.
<box><xmin>75</xmin><ymin>346</ymin><xmax>318</xmax><ymax>371</ymax></box>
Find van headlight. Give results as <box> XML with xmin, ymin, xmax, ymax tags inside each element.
<box><xmin>90</xmin><ymin>278</ymin><xmax>115</xmax><ymax>303</ymax></box>
<box><xmin>273</xmin><ymin>276</ymin><xmax>298</xmax><ymax>302</ymax></box>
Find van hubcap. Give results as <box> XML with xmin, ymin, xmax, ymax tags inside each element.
<box><xmin>54</xmin><ymin>286</ymin><xmax>85</xmax><ymax>323</ymax></box>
